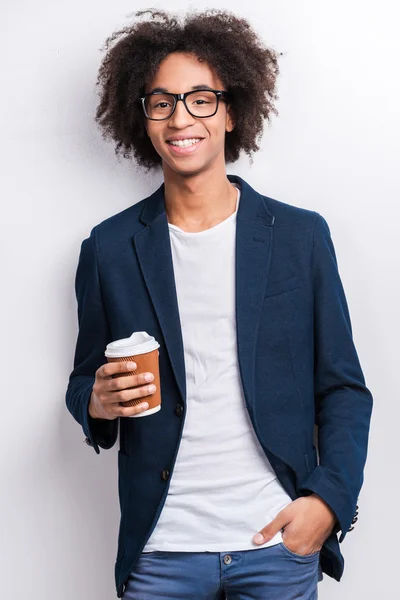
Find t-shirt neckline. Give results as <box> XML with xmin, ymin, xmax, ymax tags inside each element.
<box><xmin>167</xmin><ymin>184</ymin><xmax>241</xmax><ymax>236</ymax></box>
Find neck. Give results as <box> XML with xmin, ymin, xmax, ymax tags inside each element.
<box><xmin>163</xmin><ymin>163</ymin><xmax>238</xmax><ymax>232</ymax></box>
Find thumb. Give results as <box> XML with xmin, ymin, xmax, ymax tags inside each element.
<box><xmin>253</xmin><ymin>508</ymin><xmax>292</xmax><ymax>545</ymax></box>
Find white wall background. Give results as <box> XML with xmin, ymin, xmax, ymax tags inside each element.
<box><xmin>1</xmin><ymin>1</ymin><xmax>398</xmax><ymax>598</ymax></box>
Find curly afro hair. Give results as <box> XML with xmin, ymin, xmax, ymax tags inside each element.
<box><xmin>95</xmin><ymin>8</ymin><xmax>281</xmax><ymax>171</ymax></box>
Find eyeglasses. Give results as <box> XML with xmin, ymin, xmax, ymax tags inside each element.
<box><xmin>139</xmin><ymin>89</ymin><xmax>232</xmax><ymax>121</ymax></box>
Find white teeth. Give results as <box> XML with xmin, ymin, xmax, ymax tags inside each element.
<box><xmin>169</xmin><ymin>138</ymin><xmax>202</xmax><ymax>148</ymax></box>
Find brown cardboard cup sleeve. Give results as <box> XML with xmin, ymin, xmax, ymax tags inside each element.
<box><xmin>107</xmin><ymin>349</ymin><xmax>161</xmax><ymax>417</ymax></box>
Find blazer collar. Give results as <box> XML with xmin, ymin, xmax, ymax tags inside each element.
<box><xmin>139</xmin><ymin>173</ymin><xmax>275</xmax><ymax>228</ymax></box>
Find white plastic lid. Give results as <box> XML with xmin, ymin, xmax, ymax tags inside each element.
<box><xmin>104</xmin><ymin>331</ymin><xmax>160</xmax><ymax>358</ymax></box>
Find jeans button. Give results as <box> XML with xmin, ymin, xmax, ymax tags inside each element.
<box><xmin>223</xmin><ymin>554</ymin><xmax>232</xmax><ymax>565</ymax></box>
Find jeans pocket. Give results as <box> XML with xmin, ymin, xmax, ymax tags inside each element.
<box><xmin>279</xmin><ymin>540</ymin><xmax>320</xmax><ymax>560</ymax></box>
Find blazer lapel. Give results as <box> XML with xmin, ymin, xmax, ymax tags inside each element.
<box><xmin>233</xmin><ymin>175</ymin><xmax>275</xmax><ymax>416</ymax></box>
<box><xmin>132</xmin><ymin>174</ymin><xmax>275</xmax><ymax>413</ymax></box>
<box><xmin>133</xmin><ymin>183</ymin><xmax>187</xmax><ymax>403</ymax></box>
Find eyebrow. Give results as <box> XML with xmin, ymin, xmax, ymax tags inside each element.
<box><xmin>148</xmin><ymin>84</ymin><xmax>214</xmax><ymax>94</ymax></box>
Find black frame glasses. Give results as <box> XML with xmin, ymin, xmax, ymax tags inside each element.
<box><xmin>139</xmin><ymin>89</ymin><xmax>232</xmax><ymax>121</ymax></box>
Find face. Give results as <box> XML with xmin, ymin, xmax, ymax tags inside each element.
<box><xmin>143</xmin><ymin>52</ymin><xmax>235</xmax><ymax>178</ymax></box>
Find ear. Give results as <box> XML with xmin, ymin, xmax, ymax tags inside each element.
<box><xmin>225</xmin><ymin>103</ymin><xmax>235</xmax><ymax>133</ymax></box>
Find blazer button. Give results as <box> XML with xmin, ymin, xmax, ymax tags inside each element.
<box><xmin>175</xmin><ymin>404</ymin><xmax>184</xmax><ymax>416</ymax></box>
<box><xmin>84</xmin><ymin>437</ymin><xmax>93</xmax><ymax>447</ymax></box>
<box><xmin>161</xmin><ymin>469</ymin><xmax>170</xmax><ymax>481</ymax></box>
<box><xmin>349</xmin><ymin>504</ymin><xmax>359</xmax><ymax>529</ymax></box>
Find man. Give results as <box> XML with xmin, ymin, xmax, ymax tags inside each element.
<box><xmin>66</xmin><ymin>9</ymin><xmax>373</xmax><ymax>599</ymax></box>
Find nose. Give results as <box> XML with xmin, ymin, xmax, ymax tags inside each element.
<box><xmin>168</xmin><ymin>98</ymin><xmax>196</xmax><ymax>128</ymax></box>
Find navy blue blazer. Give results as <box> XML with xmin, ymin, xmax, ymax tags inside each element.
<box><xmin>66</xmin><ymin>174</ymin><xmax>373</xmax><ymax>597</ymax></box>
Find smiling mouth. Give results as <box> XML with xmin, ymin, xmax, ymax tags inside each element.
<box><xmin>166</xmin><ymin>138</ymin><xmax>205</xmax><ymax>155</ymax></box>
<box><xmin>166</xmin><ymin>138</ymin><xmax>204</xmax><ymax>148</ymax></box>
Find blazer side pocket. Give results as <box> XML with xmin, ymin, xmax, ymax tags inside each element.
<box><xmin>264</xmin><ymin>275</ymin><xmax>301</xmax><ymax>298</ymax></box>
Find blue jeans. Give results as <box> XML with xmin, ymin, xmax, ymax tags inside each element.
<box><xmin>122</xmin><ymin>542</ymin><xmax>323</xmax><ymax>599</ymax></box>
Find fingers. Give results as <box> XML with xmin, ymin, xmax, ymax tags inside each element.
<box><xmin>101</xmin><ymin>361</ymin><xmax>144</xmax><ymax>377</ymax></box>
<box><xmin>115</xmin><ymin>401</ymin><xmax>151</xmax><ymax>418</ymax></box>
<box><xmin>116</xmin><ymin>383</ymin><xmax>157</xmax><ymax>404</ymax></box>
<box><xmin>93</xmin><ymin>378</ymin><xmax>156</xmax><ymax>407</ymax></box>
<box><xmin>99</xmin><ymin>361</ymin><xmax>138</xmax><ymax>379</ymax></box>
<box><xmin>253</xmin><ymin>505</ymin><xmax>293</xmax><ymax>544</ymax></box>
<box><xmin>107</xmin><ymin>371</ymin><xmax>154</xmax><ymax>392</ymax></box>
<box><xmin>92</xmin><ymin>361</ymin><xmax>157</xmax><ymax>419</ymax></box>
<box><xmin>97</xmin><ymin>362</ymin><xmax>155</xmax><ymax>395</ymax></box>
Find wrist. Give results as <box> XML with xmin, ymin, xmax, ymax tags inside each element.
<box><xmin>311</xmin><ymin>493</ymin><xmax>337</xmax><ymax>524</ymax></box>
<box><xmin>88</xmin><ymin>391</ymin><xmax>100</xmax><ymax>420</ymax></box>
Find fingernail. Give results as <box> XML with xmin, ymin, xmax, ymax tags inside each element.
<box><xmin>127</xmin><ymin>362</ymin><xmax>136</xmax><ymax>370</ymax></box>
<box><xmin>253</xmin><ymin>533</ymin><xmax>264</xmax><ymax>544</ymax></box>
<box><xmin>144</xmin><ymin>373</ymin><xmax>154</xmax><ymax>382</ymax></box>
<box><xmin>141</xmin><ymin>402</ymin><xmax>149</xmax><ymax>409</ymax></box>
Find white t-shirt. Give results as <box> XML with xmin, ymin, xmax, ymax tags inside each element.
<box><xmin>142</xmin><ymin>183</ymin><xmax>292</xmax><ymax>552</ymax></box>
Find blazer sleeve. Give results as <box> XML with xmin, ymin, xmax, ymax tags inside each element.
<box><xmin>65</xmin><ymin>228</ymin><xmax>119</xmax><ymax>454</ymax></box>
<box><xmin>298</xmin><ymin>213</ymin><xmax>373</xmax><ymax>543</ymax></box>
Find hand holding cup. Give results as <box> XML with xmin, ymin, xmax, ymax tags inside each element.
<box><xmin>89</xmin><ymin>360</ymin><xmax>157</xmax><ymax>420</ymax></box>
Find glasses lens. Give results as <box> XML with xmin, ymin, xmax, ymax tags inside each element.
<box><xmin>145</xmin><ymin>94</ymin><xmax>175</xmax><ymax>119</ymax></box>
<box><xmin>144</xmin><ymin>91</ymin><xmax>218</xmax><ymax>119</ymax></box>
<box><xmin>185</xmin><ymin>91</ymin><xmax>218</xmax><ymax>117</ymax></box>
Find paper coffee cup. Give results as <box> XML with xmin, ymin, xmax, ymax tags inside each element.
<box><xmin>104</xmin><ymin>331</ymin><xmax>161</xmax><ymax>418</ymax></box>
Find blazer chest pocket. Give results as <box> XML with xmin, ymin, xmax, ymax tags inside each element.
<box><xmin>264</xmin><ymin>275</ymin><xmax>301</xmax><ymax>298</ymax></box>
